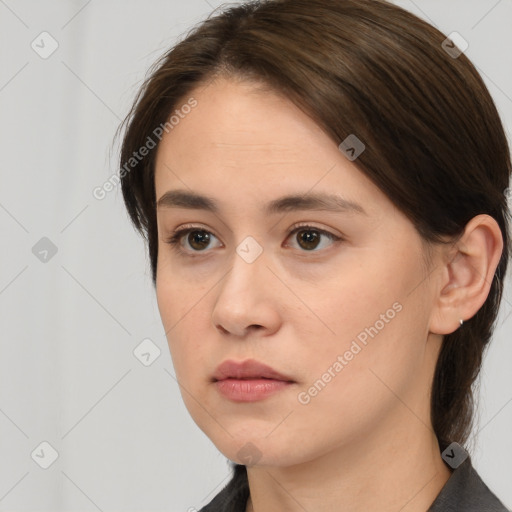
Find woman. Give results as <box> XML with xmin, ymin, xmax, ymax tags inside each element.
<box><xmin>117</xmin><ymin>0</ymin><xmax>511</xmax><ymax>510</ymax></box>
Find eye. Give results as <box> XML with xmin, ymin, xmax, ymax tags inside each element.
<box><xmin>165</xmin><ymin>225</ymin><xmax>221</xmax><ymax>254</ymax></box>
<box><xmin>285</xmin><ymin>223</ymin><xmax>342</xmax><ymax>251</ymax></box>
<box><xmin>164</xmin><ymin>223</ymin><xmax>342</xmax><ymax>256</ymax></box>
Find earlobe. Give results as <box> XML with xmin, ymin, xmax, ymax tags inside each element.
<box><xmin>428</xmin><ymin>214</ymin><xmax>503</xmax><ymax>335</ymax></box>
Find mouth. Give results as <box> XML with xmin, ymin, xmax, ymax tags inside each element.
<box><xmin>212</xmin><ymin>359</ymin><xmax>296</xmax><ymax>402</ymax></box>
<box><xmin>212</xmin><ymin>358</ymin><xmax>295</xmax><ymax>382</ymax></box>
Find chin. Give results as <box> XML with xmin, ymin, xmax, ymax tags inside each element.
<box><xmin>206</xmin><ymin>430</ymin><xmax>311</xmax><ymax>468</ymax></box>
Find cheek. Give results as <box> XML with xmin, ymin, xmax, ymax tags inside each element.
<box><xmin>156</xmin><ymin>276</ymin><xmax>214</xmax><ymax>383</ymax></box>
<box><xmin>297</xmin><ymin>261</ymin><xmax>424</xmax><ymax>399</ymax></box>
<box><xmin>156</xmin><ymin>278</ymin><xmax>191</xmax><ymax>366</ymax></box>
<box><xmin>306</xmin><ymin>264</ymin><xmax>396</xmax><ymax>346</ymax></box>
<box><xmin>292</xmin><ymin>310</ymin><xmax>422</xmax><ymax>451</ymax></box>
<box><xmin>155</xmin><ymin>265</ymin><xmax>210</xmax><ymax>329</ymax></box>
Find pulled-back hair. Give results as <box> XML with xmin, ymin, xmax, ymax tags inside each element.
<box><xmin>117</xmin><ymin>0</ymin><xmax>511</xmax><ymax>452</ymax></box>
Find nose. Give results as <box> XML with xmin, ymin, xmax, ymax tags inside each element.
<box><xmin>211</xmin><ymin>244</ymin><xmax>282</xmax><ymax>338</ymax></box>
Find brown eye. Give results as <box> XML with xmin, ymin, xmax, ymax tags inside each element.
<box><xmin>186</xmin><ymin>230</ymin><xmax>211</xmax><ymax>251</ymax></box>
<box><xmin>165</xmin><ymin>224</ymin><xmax>341</xmax><ymax>256</ymax></box>
<box><xmin>287</xmin><ymin>225</ymin><xmax>341</xmax><ymax>252</ymax></box>
<box><xmin>165</xmin><ymin>228</ymin><xmax>220</xmax><ymax>253</ymax></box>
<box><xmin>296</xmin><ymin>229</ymin><xmax>321</xmax><ymax>250</ymax></box>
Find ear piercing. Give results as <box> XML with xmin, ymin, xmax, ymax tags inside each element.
<box><xmin>459</xmin><ymin>319</ymin><xmax>464</xmax><ymax>327</ymax></box>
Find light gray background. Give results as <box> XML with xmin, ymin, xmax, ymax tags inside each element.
<box><xmin>0</xmin><ymin>0</ymin><xmax>511</xmax><ymax>510</ymax></box>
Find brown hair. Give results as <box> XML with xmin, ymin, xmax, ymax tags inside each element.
<box><xmin>117</xmin><ymin>0</ymin><xmax>511</xmax><ymax>452</ymax></box>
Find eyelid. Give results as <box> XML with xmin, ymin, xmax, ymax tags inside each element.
<box><xmin>288</xmin><ymin>221</ymin><xmax>343</xmax><ymax>240</ymax></box>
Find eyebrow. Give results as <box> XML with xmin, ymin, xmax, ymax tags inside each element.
<box><xmin>157</xmin><ymin>189</ymin><xmax>367</xmax><ymax>216</ymax></box>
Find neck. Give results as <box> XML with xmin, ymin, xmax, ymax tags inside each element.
<box><xmin>245</xmin><ymin>417</ymin><xmax>453</xmax><ymax>512</ymax></box>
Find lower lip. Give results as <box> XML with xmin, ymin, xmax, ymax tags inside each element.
<box><xmin>215</xmin><ymin>378</ymin><xmax>293</xmax><ymax>402</ymax></box>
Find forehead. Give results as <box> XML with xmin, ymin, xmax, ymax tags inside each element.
<box><xmin>153</xmin><ymin>77</ymin><xmax>385</xmax><ymax>218</ymax></box>
<box><xmin>155</xmin><ymin>77</ymin><xmax>337</xmax><ymax>166</ymax></box>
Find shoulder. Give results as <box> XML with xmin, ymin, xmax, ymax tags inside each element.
<box><xmin>199</xmin><ymin>464</ymin><xmax>249</xmax><ymax>512</ymax></box>
<box><xmin>428</xmin><ymin>455</ymin><xmax>510</xmax><ymax>512</ymax></box>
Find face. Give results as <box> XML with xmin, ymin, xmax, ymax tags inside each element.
<box><xmin>154</xmin><ymin>77</ymin><xmax>443</xmax><ymax>467</ymax></box>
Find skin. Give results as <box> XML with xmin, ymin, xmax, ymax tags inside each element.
<box><xmin>153</xmin><ymin>77</ymin><xmax>503</xmax><ymax>512</ymax></box>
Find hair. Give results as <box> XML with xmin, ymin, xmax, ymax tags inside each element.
<box><xmin>118</xmin><ymin>0</ymin><xmax>511</xmax><ymax>460</ymax></box>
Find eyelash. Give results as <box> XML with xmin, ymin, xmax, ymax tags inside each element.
<box><xmin>164</xmin><ymin>223</ymin><xmax>342</xmax><ymax>256</ymax></box>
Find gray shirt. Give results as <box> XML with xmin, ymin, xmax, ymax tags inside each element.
<box><xmin>427</xmin><ymin>455</ymin><xmax>510</xmax><ymax>511</ymax></box>
<box><xmin>199</xmin><ymin>456</ymin><xmax>510</xmax><ymax>511</ymax></box>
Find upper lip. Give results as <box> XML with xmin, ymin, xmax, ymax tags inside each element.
<box><xmin>212</xmin><ymin>359</ymin><xmax>295</xmax><ymax>382</ymax></box>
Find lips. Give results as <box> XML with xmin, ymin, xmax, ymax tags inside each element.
<box><xmin>212</xmin><ymin>359</ymin><xmax>295</xmax><ymax>382</ymax></box>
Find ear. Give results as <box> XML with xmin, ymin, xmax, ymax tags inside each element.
<box><xmin>429</xmin><ymin>214</ymin><xmax>503</xmax><ymax>335</ymax></box>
